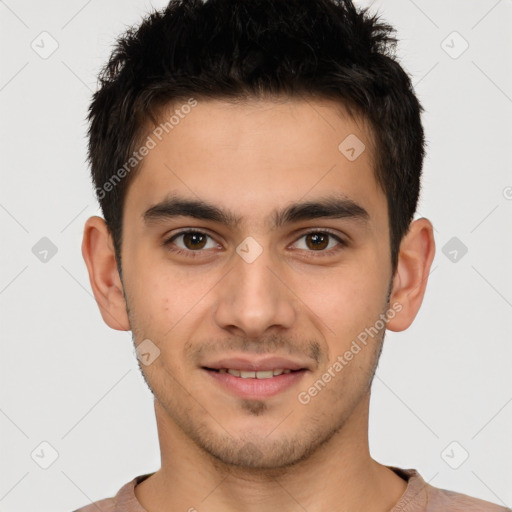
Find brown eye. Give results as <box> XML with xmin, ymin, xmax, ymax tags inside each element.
<box><xmin>164</xmin><ymin>230</ymin><xmax>218</xmax><ymax>254</ymax></box>
<box><xmin>182</xmin><ymin>232</ymin><xmax>208</xmax><ymax>250</ymax></box>
<box><xmin>291</xmin><ymin>230</ymin><xmax>346</xmax><ymax>255</ymax></box>
<box><xmin>305</xmin><ymin>233</ymin><xmax>329</xmax><ymax>250</ymax></box>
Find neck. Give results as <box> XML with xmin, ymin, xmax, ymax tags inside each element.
<box><xmin>135</xmin><ymin>393</ymin><xmax>407</xmax><ymax>512</ymax></box>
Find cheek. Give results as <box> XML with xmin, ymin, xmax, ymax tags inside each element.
<box><xmin>123</xmin><ymin>251</ymin><xmax>175</xmax><ymax>330</ymax></box>
<box><xmin>125</xmin><ymin>251</ymin><xmax>218</xmax><ymax>335</ymax></box>
<box><xmin>290</xmin><ymin>262</ymin><xmax>386</xmax><ymax>333</ymax></box>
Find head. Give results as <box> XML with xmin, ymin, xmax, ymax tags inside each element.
<box><xmin>88</xmin><ymin>0</ymin><xmax>425</xmax><ymax>278</ymax></box>
<box><xmin>82</xmin><ymin>0</ymin><xmax>435</xmax><ymax>471</ymax></box>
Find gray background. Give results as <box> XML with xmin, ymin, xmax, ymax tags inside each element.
<box><xmin>1</xmin><ymin>0</ymin><xmax>511</xmax><ymax>510</ymax></box>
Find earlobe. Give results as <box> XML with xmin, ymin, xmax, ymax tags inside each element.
<box><xmin>386</xmin><ymin>218</ymin><xmax>436</xmax><ymax>332</ymax></box>
<box><xmin>81</xmin><ymin>216</ymin><xmax>131</xmax><ymax>331</ymax></box>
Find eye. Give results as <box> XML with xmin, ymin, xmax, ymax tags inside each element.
<box><xmin>164</xmin><ymin>230</ymin><xmax>219</xmax><ymax>254</ymax></box>
<box><xmin>163</xmin><ymin>228</ymin><xmax>346</xmax><ymax>259</ymax></box>
<box><xmin>291</xmin><ymin>230</ymin><xmax>346</xmax><ymax>254</ymax></box>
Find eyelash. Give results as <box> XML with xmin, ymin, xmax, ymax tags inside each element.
<box><xmin>162</xmin><ymin>228</ymin><xmax>347</xmax><ymax>259</ymax></box>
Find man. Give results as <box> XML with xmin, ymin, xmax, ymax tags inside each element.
<box><xmin>76</xmin><ymin>0</ymin><xmax>508</xmax><ymax>510</ymax></box>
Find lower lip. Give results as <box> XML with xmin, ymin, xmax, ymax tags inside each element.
<box><xmin>203</xmin><ymin>369</ymin><xmax>307</xmax><ymax>399</ymax></box>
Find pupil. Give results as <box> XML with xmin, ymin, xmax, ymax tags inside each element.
<box><xmin>307</xmin><ymin>233</ymin><xmax>328</xmax><ymax>250</ymax></box>
<box><xmin>184</xmin><ymin>233</ymin><xmax>206</xmax><ymax>250</ymax></box>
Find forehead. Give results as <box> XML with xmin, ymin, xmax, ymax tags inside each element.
<box><xmin>124</xmin><ymin>97</ymin><xmax>387</xmax><ymax>229</ymax></box>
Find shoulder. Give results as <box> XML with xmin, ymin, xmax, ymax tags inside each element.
<box><xmin>70</xmin><ymin>473</ymin><xmax>154</xmax><ymax>512</ymax></box>
<box><xmin>424</xmin><ymin>486</ymin><xmax>510</xmax><ymax>511</ymax></box>
<box><xmin>389</xmin><ymin>467</ymin><xmax>510</xmax><ymax>512</ymax></box>
<box><xmin>71</xmin><ymin>496</ymin><xmax>116</xmax><ymax>512</ymax></box>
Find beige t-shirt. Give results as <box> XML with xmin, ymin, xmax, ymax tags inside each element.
<box><xmin>72</xmin><ymin>466</ymin><xmax>510</xmax><ymax>511</ymax></box>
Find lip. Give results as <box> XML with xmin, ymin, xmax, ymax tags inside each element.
<box><xmin>201</xmin><ymin>356</ymin><xmax>310</xmax><ymax>372</ymax></box>
<box><xmin>203</xmin><ymin>367</ymin><xmax>308</xmax><ymax>399</ymax></box>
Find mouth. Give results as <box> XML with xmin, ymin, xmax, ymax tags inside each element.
<box><xmin>202</xmin><ymin>365</ymin><xmax>308</xmax><ymax>399</ymax></box>
<box><xmin>203</xmin><ymin>367</ymin><xmax>299</xmax><ymax>379</ymax></box>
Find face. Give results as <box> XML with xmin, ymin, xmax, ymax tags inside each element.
<box><xmin>119</xmin><ymin>97</ymin><xmax>394</xmax><ymax>469</ymax></box>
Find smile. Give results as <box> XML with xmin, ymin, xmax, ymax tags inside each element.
<box><xmin>203</xmin><ymin>367</ymin><xmax>307</xmax><ymax>399</ymax></box>
<box><xmin>213</xmin><ymin>368</ymin><xmax>293</xmax><ymax>379</ymax></box>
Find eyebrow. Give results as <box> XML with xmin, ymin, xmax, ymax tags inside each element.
<box><xmin>142</xmin><ymin>193</ymin><xmax>370</xmax><ymax>229</ymax></box>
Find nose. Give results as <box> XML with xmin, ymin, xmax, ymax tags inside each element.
<box><xmin>213</xmin><ymin>246</ymin><xmax>296</xmax><ymax>338</ymax></box>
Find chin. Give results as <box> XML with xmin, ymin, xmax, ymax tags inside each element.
<box><xmin>194</xmin><ymin>429</ymin><xmax>325</xmax><ymax>471</ymax></box>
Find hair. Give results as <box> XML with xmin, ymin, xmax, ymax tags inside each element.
<box><xmin>87</xmin><ymin>0</ymin><xmax>425</xmax><ymax>278</ymax></box>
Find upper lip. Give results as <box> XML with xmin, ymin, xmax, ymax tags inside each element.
<box><xmin>202</xmin><ymin>356</ymin><xmax>310</xmax><ymax>372</ymax></box>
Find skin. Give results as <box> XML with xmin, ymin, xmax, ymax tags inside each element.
<box><xmin>82</xmin><ymin>97</ymin><xmax>435</xmax><ymax>512</ymax></box>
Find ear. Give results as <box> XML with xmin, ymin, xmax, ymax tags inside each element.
<box><xmin>81</xmin><ymin>216</ymin><xmax>130</xmax><ymax>331</ymax></box>
<box><xmin>386</xmin><ymin>217</ymin><xmax>436</xmax><ymax>332</ymax></box>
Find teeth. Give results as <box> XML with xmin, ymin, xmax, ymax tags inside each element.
<box><xmin>255</xmin><ymin>370</ymin><xmax>274</xmax><ymax>379</ymax></box>
<box><xmin>219</xmin><ymin>368</ymin><xmax>292</xmax><ymax>378</ymax></box>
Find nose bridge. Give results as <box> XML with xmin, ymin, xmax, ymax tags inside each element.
<box><xmin>213</xmin><ymin>244</ymin><xmax>296</xmax><ymax>336</ymax></box>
